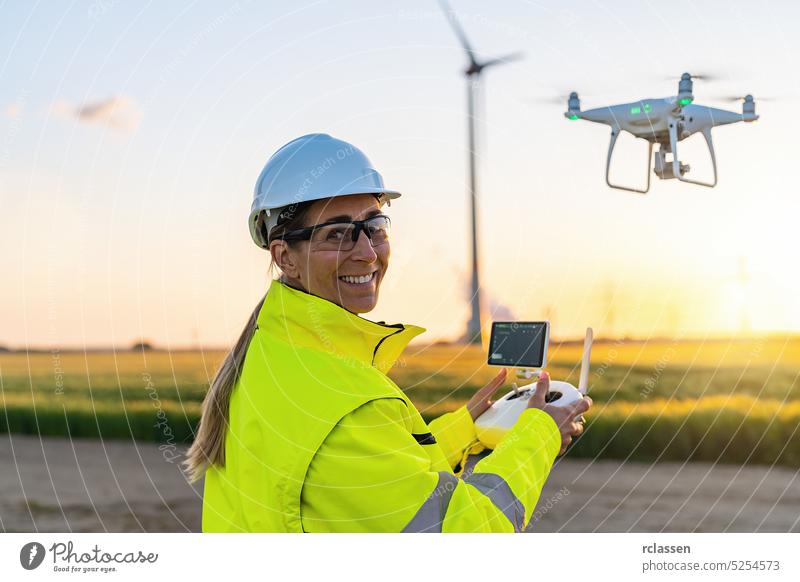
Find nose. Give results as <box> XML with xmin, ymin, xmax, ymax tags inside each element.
<box><xmin>349</xmin><ymin>228</ymin><xmax>378</xmax><ymax>261</ymax></box>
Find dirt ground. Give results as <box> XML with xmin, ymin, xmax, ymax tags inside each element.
<box><xmin>1</xmin><ymin>434</ymin><xmax>798</xmax><ymax>532</ymax></box>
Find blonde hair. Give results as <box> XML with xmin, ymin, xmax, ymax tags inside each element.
<box><xmin>182</xmin><ymin>202</ymin><xmax>315</xmax><ymax>482</ymax></box>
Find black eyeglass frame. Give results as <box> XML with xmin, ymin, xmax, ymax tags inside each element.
<box><xmin>278</xmin><ymin>213</ymin><xmax>391</xmax><ymax>247</ymax></box>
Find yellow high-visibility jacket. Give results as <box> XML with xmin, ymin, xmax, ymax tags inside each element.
<box><xmin>201</xmin><ymin>278</ymin><xmax>561</xmax><ymax>532</ymax></box>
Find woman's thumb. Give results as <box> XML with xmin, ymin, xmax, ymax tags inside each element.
<box><xmin>531</xmin><ymin>371</ymin><xmax>550</xmax><ymax>406</ymax></box>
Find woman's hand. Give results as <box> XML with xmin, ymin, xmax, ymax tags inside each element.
<box><xmin>527</xmin><ymin>371</ymin><xmax>592</xmax><ymax>456</ymax></box>
<box><xmin>467</xmin><ymin>368</ymin><xmax>508</xmax><ymax>421</ymax></box>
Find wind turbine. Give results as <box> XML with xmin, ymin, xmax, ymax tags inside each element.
<box><xmin>439</xmin><ymin>0</ymin><xmax>523</xmax><ymax>344</ymax></box>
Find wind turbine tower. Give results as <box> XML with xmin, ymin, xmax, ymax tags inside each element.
<box><xmin>439</xmin><ymin>1</ymin><xmax>523</xmax><ymax>344</ymax></box>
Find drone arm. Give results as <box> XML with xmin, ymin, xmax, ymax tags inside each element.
<box><xmin>605</xmin><ymin>129</ymin><xmax>652</xmax><ymax>194</ymax></box>
<box><xmin>577</xmin><ymin>107</ymin><xmax>619</xmax><ymax>126</ymax></box>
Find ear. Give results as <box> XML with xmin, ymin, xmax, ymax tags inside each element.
<box><xmin>269</xmin><ymin>240</ymin><xmax>300</xmax><ymax>279</ymax></box>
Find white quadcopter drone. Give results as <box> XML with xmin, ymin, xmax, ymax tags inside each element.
<box><xmin>475</xmin><ymin>323</ymin><xmax>593</xmax><ymax>449</ymax></box>
<box><xmin>564</xmin><ymin>72</ymin><xmax>759</xmax><ymax>193</ymax></box>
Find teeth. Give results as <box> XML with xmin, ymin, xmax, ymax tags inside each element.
<box><xmin>339</xmin><ymin>272</ymin><xmax>375</xmax><ymax>284</ymax></box>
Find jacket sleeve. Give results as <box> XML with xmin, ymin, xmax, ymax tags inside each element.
<box><xmin>301</xmin><ymin>398</ymin><xmax>561</xmax><ymax>532</ymax></box>
<box><xmin>427</xmin><ymin>405</ymin><xmax>482</xmax><ymax>470</ymax></box>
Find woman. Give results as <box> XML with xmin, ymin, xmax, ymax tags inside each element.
<box><xmin>185</xmin><ymin>133</ymin><xmax>591</xmax><ymax>532</ymax></box>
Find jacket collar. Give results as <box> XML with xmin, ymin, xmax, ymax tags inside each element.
<box><xmin>257</xmin><ymin>278</ymin><xmax>426</xmax><ymax>372</ymax></box>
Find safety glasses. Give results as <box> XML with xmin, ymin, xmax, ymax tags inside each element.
<box><xmin>279</xmin><ymin>214</ymin><xmax>391</xmax><ymax>252</ymax></box>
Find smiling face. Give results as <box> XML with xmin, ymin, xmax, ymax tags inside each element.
<box><xmin>269</xmin><ymin>194</ymin><xmax>389</xmax><ymax>314</ymax></box>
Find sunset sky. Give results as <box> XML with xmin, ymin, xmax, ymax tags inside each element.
<box><xmin>2</xmin><ymin>0</ymin><xmax>799</xmax><ymax>349</ymax></box>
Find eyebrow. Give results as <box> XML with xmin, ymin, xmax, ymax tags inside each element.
<box><xmin>321</xmin><ymin>208</ymin><xmax>383</xmax><ymax>223</ymax></box>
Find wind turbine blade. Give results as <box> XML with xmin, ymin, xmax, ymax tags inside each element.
<box><xmin>438</xmin><ymin>0</ymin><xmax>478</xmax><ymax>65</ymax></box>
<box><xmin>481</xmin><ymin>51</ymin><xmax>524</xmax><ymax>68</ymax></box>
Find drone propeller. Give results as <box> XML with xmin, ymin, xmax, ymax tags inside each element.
<box><xmin>527</xmin><ymin>87</ymin><xmax>601</xmax><ymax>105</ymax></box>
<box><xmin>664</xmin><ymin>72</ymin><xmax>723</xmax><ymax>82</ymax></box>
<box><xmin>684</xmin><ymin>73</ymin><xmax>717</xmax><ymax>81</ymax></box>
<box><xmin>528</xmin><ymin>96</ymin><xmax>570</xmax><ymax>105</ymax></box>
<box><xmin>527</xmin><ymin>92</ymin><xmax>577</xmax><ymax>105</ymax></box>
<box><xmin>715</xmin><ymin>94</ymin><xmax>780</xmax><ymax>102</ymax></box>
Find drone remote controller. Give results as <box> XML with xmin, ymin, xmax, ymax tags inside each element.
<box><xmin>475</xmin><ymin>326</ymin><xmax>593</xmax><ymax>449</ymax></box>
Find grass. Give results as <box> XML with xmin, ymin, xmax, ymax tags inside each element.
<box><xmin>2</xmin><ymin>335</ymin><xmax>799</xmax><ymax>466</ymax></box>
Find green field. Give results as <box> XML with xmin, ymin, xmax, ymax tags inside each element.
<box><xmin>2</xmin><ymin>335</ymin><xmax>799</xmax><ymax>466</ymax></box>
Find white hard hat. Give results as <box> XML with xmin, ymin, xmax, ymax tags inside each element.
<box><xmin>249</xmin><ymin>133</ymin><xmax>401</xmax><ymax>249</ymax></box>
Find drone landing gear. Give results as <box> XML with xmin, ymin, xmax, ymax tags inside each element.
<box><xmin>605</xmin><ymin>128</ymin><xmax>653</xmax><ymax>194</ymax></box>
<box><xmin>663</xmin><ymin>123</ymin><xmax>718</xmax><ymax>187</ymax></box>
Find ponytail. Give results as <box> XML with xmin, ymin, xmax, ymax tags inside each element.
<box><xmin>183</xmin><ymin>200</ymin><xmax>317</xmax><ymax>483</ymax></box>
<box><xmin>183</xmin><ymin>295</ymin><xmax>264</xmax><ymax>482</ymax></box>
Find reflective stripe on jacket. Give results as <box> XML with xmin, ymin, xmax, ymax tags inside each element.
<box><xmin>201</xmin><ymin>279</ymin><xmax>561</xmax><ymax>532</ymax></box>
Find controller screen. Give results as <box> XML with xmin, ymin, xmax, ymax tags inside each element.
<box><xmin>487</xmin><ymin>322</ymin><xmax>548</xmax><ymax>368</ymax></box>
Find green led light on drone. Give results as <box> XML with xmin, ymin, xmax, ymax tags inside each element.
<box><xmin>630</xmin><ymin>106</ymin><xmax>641</xmax><ymax>114</ymax></box>
<box><xmin>679</xmin><ymin>98</ymin><xmax>693</xmax><ymax>105</ymax></box>
<box><xmin>568</xmin><ymin>114</ymin><xmax>579</xmax><ymax>120</ymax></box>
<box><xmin>644</xmin><ymin>103</ymin><xmax>652</xmax><ymax>113</ymax></box>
